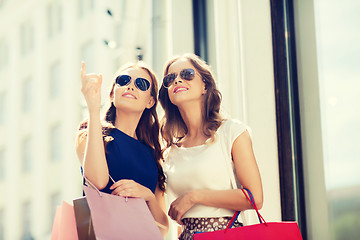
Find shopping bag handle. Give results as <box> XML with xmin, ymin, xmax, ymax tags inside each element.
<box><xmin>225</xmin><ymin>188</ymin><xmax>267</xmax><ymax>231</ymax></box>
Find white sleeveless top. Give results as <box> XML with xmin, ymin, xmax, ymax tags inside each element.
<box><xmin>164</xmin><ymin>119</ymin><xmax>250</xmax><ymax>219</ymax></box>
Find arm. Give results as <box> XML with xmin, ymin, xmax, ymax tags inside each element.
<box><xmin>168</xmin><ymin>130</ymin><xmax>263</xmax><ymax>224</ymax></box>
<box><xmin>75</xmin><ymin>61</ymin><xmax>109</xmax><ymax>189</ymax></box>
<box><xmin>110</xmin><ymin>181</ymin><xmax>169</xmax><ymax>236</ymax></box>
<box><xmin>148</xmin><ymin>186</ymin><xmax>170</xmax><ymax>236</ymax></box>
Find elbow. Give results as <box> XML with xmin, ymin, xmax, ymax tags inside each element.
<box><xmin>254</xmin><ymin>192</ymin><xmax>263</xmax><ymax>210</ymax></box>
<box><xmin>95</xmin><ymin>180</ymin><xmax>109</xmax><ymax>190</ymax></box>
<box><xmin>255</xmin><ymin>199</ymin><xmax>263</xmax><ymax>210</ymax></box>
<box><xmin>83</xmin><ymin>173</ymin><xmax>109</xmax><ymax>190</ymax></box>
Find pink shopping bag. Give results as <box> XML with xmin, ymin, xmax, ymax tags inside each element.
<box><xmin>51</xmin><ymin>201</ymin><xmax>78</xmax><ymax>240</ymax></box>
<box><xmin>83</xmin><ymin>184</ymin><xmax>163</xmax><ymax>240</ymax></box>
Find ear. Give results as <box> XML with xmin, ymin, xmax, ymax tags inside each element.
<box><xmin>202</xmin><ymin>82</ymin><xmax>207</xmax><ymax>95</ymax></box>
<box><xmin>146</xmin><ymin>96</ymin><xmax>155</xmax><ymax>109</ymax></box>
<box><xmin>110</xmin><ymin>92</ymin><xmax>114</xmax><ymax>102</ymax></box>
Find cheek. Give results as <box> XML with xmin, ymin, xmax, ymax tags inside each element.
<box><xmin>167</xmin><ymin>89</ymin><xmax>175</xmax><ymax>103</ymax></box>
<box><xmin>113</xmin><ymin>88</ymin><xmax>123</xmax><ymax>100</ymax></box>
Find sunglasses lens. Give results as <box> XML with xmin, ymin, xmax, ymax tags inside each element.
<box><xmin>180</xmin><ymin>69</ymin><xmax>195</xmax><ymax>80</ymax></box>
<box><xmin>163</xmin><ymin>73</ymin><xmax>176</xmax><ymax>88</ymax></box>
<box><xmin>135</xmin><ymin>78</ymin><xmax>151</xmax><ymax>91</ymax></box>
<box><xmin>116</xmin><ymin>75</ymin><xmax>131</xmax><ymax>86</ymax></box>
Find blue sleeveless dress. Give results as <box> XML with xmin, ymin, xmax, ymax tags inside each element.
<box><xmin>89</xmin><ymin>128</ymin><xmax>158</xmax><ymax>194</ymax></box>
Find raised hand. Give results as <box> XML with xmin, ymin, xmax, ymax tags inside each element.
<box><xmin>80</xmin><ymin>61</ymin><xmax>103</xmax><ymax>112</ymax></box>
<box><xmin>110</xmin><ymin>179</ymin><xmax>154</xmax><ymax>202</ymax></box>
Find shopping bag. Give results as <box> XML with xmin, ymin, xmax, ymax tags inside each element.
<box><xmin>193</xmin><ymin>189</ymin><xmax>303</xmax><ymax>240</ymax></box>
<box><xmin>83</xmin><ymin>183</ymin><xmax>163</xmax><ymax>240</ymax></box>
<box><xmin>73</xmin><ymin>197</ymin><xmax>96</xmax><ymax>240</ymax></box>
<box><xmin>51</xmin><ymin>201</ymin><xmax>78</xmax><ymax>240</ymax></box>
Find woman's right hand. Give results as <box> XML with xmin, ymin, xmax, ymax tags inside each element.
<box><xmin>80</xmin><ymin>61</ymin><xmax>103</xmax><ymax>112</ymax></box>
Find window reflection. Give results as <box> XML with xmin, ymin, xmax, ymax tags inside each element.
<box><xmin>314</xmin><ymin>0</ymin><xmax>360</xmax><ymax>239</ymax></box>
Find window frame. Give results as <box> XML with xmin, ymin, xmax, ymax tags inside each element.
<box><xmin>269</xmin><ymin>0</ymin><xmax>307</xmax><ymax>237</ymax></box>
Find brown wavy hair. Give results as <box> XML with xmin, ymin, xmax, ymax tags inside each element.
<box><xmin>159</xmin><ymin>53</ymin><xmax>223</xmax><ymax>151</ymax></box>
<box><xmin>76</xmin><ymin>61</ymin><xmax>166</xmax><ymax>192</ymax></box>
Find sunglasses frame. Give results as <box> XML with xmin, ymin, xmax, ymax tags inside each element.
<box><xmin>115</xmin><ymin>75</ymin><xmax>151</xmax><ymax>92</ymax></box>
<box><xmin>162</xmin><ymin>68</ymin><xmax>200</xmax><ymax>88</ymax></box>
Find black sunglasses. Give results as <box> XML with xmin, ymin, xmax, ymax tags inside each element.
<box><xmin>115</xmin><ymin>75</ymin><xmax>151</xmax><ymax>92</ymax></box>
<box><xmin>162</xmin><ymin>68</ymin><xmax>199</xmax><ymax>88</ymax></box>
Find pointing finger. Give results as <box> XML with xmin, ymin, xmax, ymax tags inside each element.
<box><xmin>81</xmin><ymin>61</ymin><xmax>86</xmax><ymax>79</ymax></box>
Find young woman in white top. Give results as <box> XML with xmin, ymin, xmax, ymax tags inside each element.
<box><xmin>159</xmin><ymin>53</ymin><xmax>263</xmax><ymax>240</ymax></box>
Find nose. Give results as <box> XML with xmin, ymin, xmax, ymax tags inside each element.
<box><xmin>127</xmin><ymin>79</ymin><xmax>136</xmax><ymax>91</ymax></box>
<box><xmin>173</xmin><ymin>75</ymin><xmax>183</xmax><ymax>85</ymax></box>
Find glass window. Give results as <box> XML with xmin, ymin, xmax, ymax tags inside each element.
<box><xmin>89</xmin><ymin>0</ymin><xmax>95</xmax><ymax>10</ymax></box>
<box><xmin>50</xmin><ymin>124</ymin><xmax>62</xmax><ymax>162</ymax></box>
<box><xmin>20</xmin><ymin>21</ymin><xmax>34</xmax><ymax>55</ymax></box>
<box><xmin>21</xmin><ymin>202</ymin><xmax>33</xmax><ymax>240</ymax></box>
<box><xmin>0</xmin><ymin>92</ymin><xmax>5</xmax><ymax>124</ymax></box>
<box><xmin>49</xmin><ymin>192</ymin><xmax>61</xmax><ymax>231</ymax></box>
<box><xmin>0</xmin><ymin>148</ymin><xmax>5</xmax><ymax>180</ymax></box>
<box><xmin>295</xmin><ymin>0</ymin><xmax>360</xmax><ymax>239</ymax></box>
<box><xmin>78</xmin><ymin>0</ymin><xmax>84</xmax><ymax>18</ymax></box>
<box><xmin>47</xmin><ymin>1</ymin><xmax>62</xmax><ymax>38</ymax></box>
<box><xmin>0</xmin><ymin>0</ymin><xmax>6</xmax><ymax>8</ymax></box>
<box><xmin>314</xmin><ymin>1</ymin><xmax>360</xmax><ymax>239</ymax></box>
<box><xmin>21</xmin><ymin>137</ymin><xmax>32</xmax><ymax>172</ymax></box>
<box><xmin>22</xmin><ymin>77</ymin><xmax>32</xmax><ymax>112</ymax></box>
<box><xmin>47</xmin><ymin>4</ymin><xmax>54</xmax><ymax>38</ymax></box>
<box><xmin>49</xmin><ymin>61</ymin><xmax>61</xmax><ymax>98</ymax></box>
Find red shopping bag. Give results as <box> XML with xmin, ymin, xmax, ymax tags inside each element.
<box><xmin>194</xmin><ymin>189</ymin><xmax>303</xmax><ymax>240</ymax></box>
<box><xmin>51</xmin><ymin>201</ymin><xmax>78</xmax><ymax>240</ymax></box>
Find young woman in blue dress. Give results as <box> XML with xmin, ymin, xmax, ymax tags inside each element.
<box><xmin>75</xmin><ymin>61</ymin><xmax>169</xmax><ymax>236</ymax></box>
<box><xmin>159</xmin><ymin>53</ymin><xmax>263</xmax><ymax>239</ymax></box>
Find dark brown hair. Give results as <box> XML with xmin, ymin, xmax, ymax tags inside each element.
<box><xmin>159</xmin><ymin>53</ymin><xmax>223</xmax><ymax>151</ymax></box>
<box><xmin>76</xmin><ymin>61</ymin><xmax>166</xmax><ymax>192</ymax></box>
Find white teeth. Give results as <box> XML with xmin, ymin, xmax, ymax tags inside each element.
<box><xmin>175</xmin><ymin>87</ymin><xmax>188</xmax><ymax>93</ymax></box>
<box><xmin>123</xmin><ymin>94</ymin><xmax>136</xmax><ymax>99</ymax></box>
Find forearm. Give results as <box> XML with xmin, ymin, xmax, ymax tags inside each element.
<box><xmin>83</xmin><ymin>110</ymin><xmax>109</xmax><ymax>189</ymax></box>
<box><xmin>147</xmin><ymin>195</ymin><xmax>169</xmax><ymax>236</ymax></box>
<box><xmin>191</xmin><ymin>189</ymin><xmax>258</xmax><ymax>212</ymax></box>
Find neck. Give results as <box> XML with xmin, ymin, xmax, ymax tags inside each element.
<box><xmin>113</xmin><ymin>109</ymin><xmax>143</xmax><ymax>139</ymax></box>
<box><xmin>177</xmin><ymin>101</ymin><xmax>204</xmax><ymax>138</ymax></box>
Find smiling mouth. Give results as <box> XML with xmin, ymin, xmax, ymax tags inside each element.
<box><xmin>122</xmin><ymin>93</ymin><xmax>137</xmax><ymax>99</ymax></box>
<box><xmin>174</xmin><ymin>87</ymin><xmax>189</xmax><ymax>94</ymax></box>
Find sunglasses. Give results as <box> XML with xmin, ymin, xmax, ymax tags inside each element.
<box><xmin>115</xmin><ymin>75</ymin><xmax>151</xmax><ymax>92</ymax></box>
<box><xmin>162</xmin><ymin>68</ymin><xmax>199</xmax><ymax>88</ymax></box>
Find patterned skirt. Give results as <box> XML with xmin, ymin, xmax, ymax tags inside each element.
<box><xmin>179</xmin><ymin>217</ymin><xmax>243</xmax><ymax>240</ymax></box>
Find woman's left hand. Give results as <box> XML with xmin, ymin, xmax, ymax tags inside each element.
<box><xmin>110</xmin><ymin>179</ymin><xmax>154</xmax><ymax>202</ymax></box>
<box><xmin>168</xmin><ymin>191</ymin><xmax>196</xmax><ymax>225</ymax></box>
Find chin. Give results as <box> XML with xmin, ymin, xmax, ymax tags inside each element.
<box><xmin>114</xmin><ymin>101</ymin><xmax>144</xmax><ymax>113</ymax></box>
